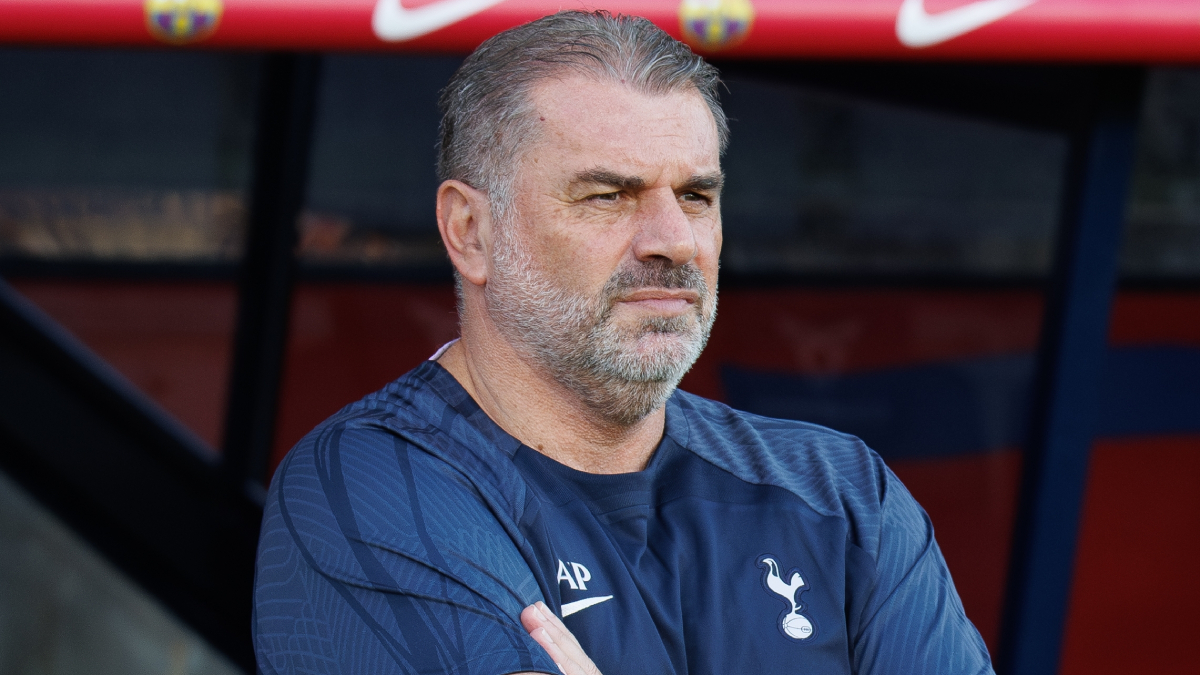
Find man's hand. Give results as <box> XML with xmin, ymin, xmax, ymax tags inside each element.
<box><xmin>520</xmin><ymin>602</ymin><xmax>604</xmax><ymax>675</ymax></box>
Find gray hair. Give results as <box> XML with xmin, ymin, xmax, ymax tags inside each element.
<box><xmin>436</xmin><ymin>10</ymin><xmax>728</xmax><ymax>211</ymax></box>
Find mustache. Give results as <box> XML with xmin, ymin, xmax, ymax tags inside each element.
<box><xmin>601</xmin><ymin>259</ymin><xmax>709</xmax><ymax>301</ymax></box>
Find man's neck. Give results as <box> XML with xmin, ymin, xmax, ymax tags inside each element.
<box><xmin>437</xmin><ymin>334</ymin><xmax>666</xmax><ymax>475</ymax></box>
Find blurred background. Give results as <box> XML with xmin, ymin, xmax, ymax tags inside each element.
<box><xmin>1</xmin><ymin>3</ymin><xmax>1198</xmax><ymax>675</ymax></box>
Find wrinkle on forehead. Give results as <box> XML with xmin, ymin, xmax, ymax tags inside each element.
<box><xmin>534</xmin><ymin>76</ymin><xmax>718</xmax><ymax>146</ymax></box>
<box><xmin>516</xmin><ymin>75</ymin><xmax>722</xmax><ymax>194</ymax></box>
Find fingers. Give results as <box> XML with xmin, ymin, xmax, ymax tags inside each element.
<box><xmin>520</xmin><ymin>602</ymin><xmax>603</xmax><ymax>675</ymax></box>
<box><xmin>520</xmin><ymin>603</ymin><xmax>571</xmax><ymax>669</ymax></box>
<box><xmin>532</xmin><ymin>601</ymin><xmax>583</xmax><ymax>650</ymax></box>
<box><xmin>527</xmin><ymin>624</ymin><xmax>569</xmax><ymax>675</ymax></box>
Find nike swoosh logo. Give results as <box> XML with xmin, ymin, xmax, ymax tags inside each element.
<box><xmin>373</xmin><ymin>0</ymin><xmax>508</xmax><ymax>42</ymax></box>
<box><xmin>560</xmin><ymin>595</ymin><xmax>614</xmax><ymax>617</ymax></box>
<box><xmin>896</xmin><ymin>0</ymin><xmax>1038</xmax><ymax>48</ymax></box>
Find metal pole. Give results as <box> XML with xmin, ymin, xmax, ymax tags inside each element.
<box><xmin>222</xmin><ymin>53</ymin><xmax>321</xmax><ymax>493</ymax></box>
<box><xmin>998</xmin><ymin>67</ymin><xmax>1143</xmax><ymax>675</ymax></box>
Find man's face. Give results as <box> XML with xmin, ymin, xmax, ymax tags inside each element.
<box><xmin>484</xmin><ymin>74</ymin><xmax>723</xmax><ymax>424</ymax></box>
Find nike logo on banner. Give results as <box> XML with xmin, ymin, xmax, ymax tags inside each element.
<box><xmin>561</xmin><ymin>596</ymin><xmax>614</xmax><ymax>617</ymax></box>
<box><xmin>896</xmin><ymin>0</ymin><xmax>1038</xmax><ymax>48</ymax></box>
<box><xmin>373</xmin><ymin>0</ymin><xmax>507</xmax><ymax>42</ymax></box>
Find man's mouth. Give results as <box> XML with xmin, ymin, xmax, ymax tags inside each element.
<box><xmin>616</xmin><ymin>288</ymin><xmax>699</xmax><ymax>315</ymax></box>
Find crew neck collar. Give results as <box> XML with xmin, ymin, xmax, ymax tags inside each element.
<box><xmin>410</xmin><ymin>359</ymin><xmax>691</xmax><ymax>468</ymax></box>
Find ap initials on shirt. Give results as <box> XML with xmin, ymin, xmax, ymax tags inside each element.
<box><xmin>557</xmin><ymin>559</ymin><xmax>593</xmax><ymax>590</ymax></box>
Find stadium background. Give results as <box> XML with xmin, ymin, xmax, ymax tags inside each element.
<box><xmin>0</xmin><ymin>2</ymin><xmax>1197</xmax><ymax>674</ymax></box>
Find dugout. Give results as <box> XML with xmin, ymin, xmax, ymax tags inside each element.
<box><xmin>0</xmin><ymin>2</ymin><xmax>1197</xmax><ymax>674</ymax></box>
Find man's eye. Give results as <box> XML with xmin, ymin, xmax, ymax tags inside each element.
<box><xmin>681</xmin><ymin>192</ymin><xmax>711</xmax><ymax>205</ymax></box>
<box><xmin>589</xmin><ymin>191</ymin><xmax>621</xmax><ymax>202</ymax></box>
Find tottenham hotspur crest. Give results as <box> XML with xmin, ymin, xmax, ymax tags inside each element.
<box><xmin>757</xmin><ymin>555</ymin><xmax>815</xmax><ymax>640</ymax></box>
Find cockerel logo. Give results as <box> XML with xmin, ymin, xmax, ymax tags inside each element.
<box><xmin>757</xmin><ymin>555</ymin><xmax>815</xmax><ymax>640</ymax></box>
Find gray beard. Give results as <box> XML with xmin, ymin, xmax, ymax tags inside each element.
<box><xmin>484</xmin><ymin>221</ymin><xmax>717</xmax><ymax>426</ymax></box>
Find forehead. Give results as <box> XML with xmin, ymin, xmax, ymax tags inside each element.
<box><xmin>523</xmin><ymin>75</ymin><xmax>721</xmax><ymax>177</ymax></box>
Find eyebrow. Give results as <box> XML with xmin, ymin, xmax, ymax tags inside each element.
<box><xmin>681</xmin><ymin>172</ymin><xmax>725</xmax><ymax>194</ymax></box>
<box><xmin>571</xmin><ymin>169</ymin><xmax>646</xmax><ymax>191</ymax></box>
<box><xmin>570</xmin><ymin>168</ymin><xmax>725</xmax><ymax>194</ymax></box>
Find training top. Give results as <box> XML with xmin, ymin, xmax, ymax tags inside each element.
<box><xmin>253</xmin><ymin>358</ymin><xmax>994</xmax><ymax>675</ymax></box>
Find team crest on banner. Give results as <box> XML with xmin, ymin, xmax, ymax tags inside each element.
<box><xmin>678</xmin><ymin>0</ymin><xmax>755</xmax><ymax>51</ymax></box>
<box><xmin>145</xmin><ymin>0</ymin><xmax>223</xmax><ymax>44</ymax></box>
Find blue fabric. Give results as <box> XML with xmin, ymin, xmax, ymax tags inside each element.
<box><xmin>254</xmin><ymin>360</ymin><xmax>994</xmax><ymax>675</ymax></box>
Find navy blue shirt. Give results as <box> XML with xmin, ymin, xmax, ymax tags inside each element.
<box><xmin>254</xmin><ymin>360</ymin><xmax>993</xmax><ymax>675</ymax></box>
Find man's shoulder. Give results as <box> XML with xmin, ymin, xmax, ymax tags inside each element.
<box><xmin>316</xmin><ymin>359</ymin><xmax>456</xmax><ymax>433</ymax></box>
<box><xmin>265</xmin><ymin>362</ymin><xmax>453</xmax><ymax>496</ymax></box>
<box><xmin>261</xmin><ymin>361</ymin><xmax>534</xmax><ymax>584</ymax></box>
<box><xmin>253</xmin><ymin>366</ymin><xmax>546</xmax><ymax>656</ymax></box>
<box><xmin>278</xmin><ymin>359</ymin><xmax>520</xmax><ymax>488</ymax></box>
<box><xmin>670</xmin><ymin>390</ymin><xmax>890</xmax><ymax>522</ymax></box>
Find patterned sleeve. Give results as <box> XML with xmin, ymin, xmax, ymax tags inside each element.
<box><xmin>849</xmin><ymin>467</ymin><xmax>996</xmax><ymax>675</ymax></box>
<box><xmin>253</xmin><ymin>422</ymin><xmax>560</xmax><ymax>675</ymax></box>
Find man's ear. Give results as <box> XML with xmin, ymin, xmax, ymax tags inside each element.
<box><xmin>436</xmin><ymin>179</ymin><xmax>491</xmax><ymax>286</ymax></box>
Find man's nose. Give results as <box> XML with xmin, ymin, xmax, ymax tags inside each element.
<box><xmin>630</xmin><ymin>189</ymin><xmax>699</xmax><ymax>266</ymax></box>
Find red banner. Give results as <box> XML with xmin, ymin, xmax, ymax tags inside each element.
<box><xmin>2</xmin><ymin>0</ymin><xmax>1200</xmax><ymax>62</ymax></box>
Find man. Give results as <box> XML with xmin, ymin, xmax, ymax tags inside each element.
<box><xmin>254</xmin><ymin>10</ymin><xmax>993</xmax><ymax>675</ymax></box>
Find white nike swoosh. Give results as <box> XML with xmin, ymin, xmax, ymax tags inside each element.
<box><xmin>896</xmin><ymin>0</ymin><xmax>1038</xmax><ymax>49</ymax></box>
<box><xmin>372</xmin><ymin>0</ymin><xmax>508</xmax><ymax>42</ymax></box>
<box><xmin>560</xmin><ymin>595</ymin><xmax>614</xmax><ymax>617</ymax></box>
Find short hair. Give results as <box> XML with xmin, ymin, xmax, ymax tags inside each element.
<box><xmin>437</xmin><ymin>10</ymin><xmax>728</xmax><ymax>209</ymax></box>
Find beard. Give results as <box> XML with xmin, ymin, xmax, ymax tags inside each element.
<box><xmin>484</xmin><ymin>220</ymin><xmax>717</xmax><ymax>426</ymax></box>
